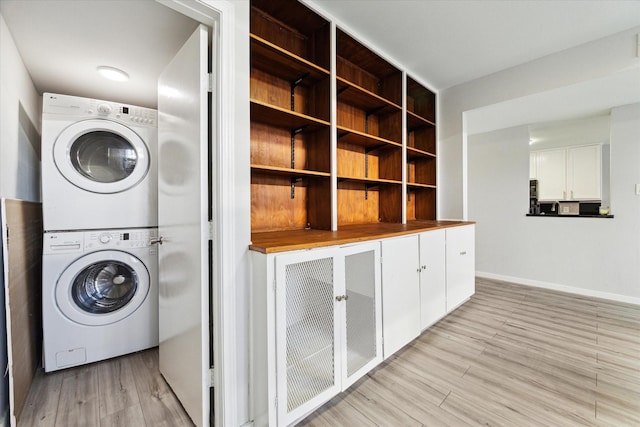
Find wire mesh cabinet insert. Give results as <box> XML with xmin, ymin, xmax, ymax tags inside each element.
<box><xmin>276</xmin><ymin>250</ymin><xmax>340</xmax><ymax>423</ymax></box>
<box><xmin>252</xmin><ymin>241</ymin><xmax>382</xmax><ymax>426</ymax></box>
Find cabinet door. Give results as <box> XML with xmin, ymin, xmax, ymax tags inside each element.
<box><xmin>529</xmin><ymin>152</ymin><xmax>537</xmax><ymax>180</ymax></box>
<box><xmin>536</xmin><ymin>149</ymin><xmax>566</xmax><ymax>200</ymax></box>
<box><xmin>341</xmin><ymin>242</ymin><xmax>382</xmax><ymax>389</ymax></box>
<box><xmin>568</xmin><ymin>145</ymin><xmax>601</xmax><ymax>200</ymax></box>
<box><xmin>446</xmin><ymin>225</ymin><xmax>475</xmax><ymax>312</ymax></box>
<box><xmin>419</xmin><ymin>230</ymin><xmax>446</xmax><ymax>329</ymax></box>
<box><xmin>381</xmin><ymin>235</ymin><xmax>421</xmax><ymax>359</ymax></box>
<box><xmin>275</xmin><ymin>249</ymin><xmax>340</xmax><ymax>424</ymax></box>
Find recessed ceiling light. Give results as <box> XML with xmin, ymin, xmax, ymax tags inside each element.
<box><xmin>97</xmin><ymin>66</ymin><xmax>129</xmax><ymax>82</ymax></box>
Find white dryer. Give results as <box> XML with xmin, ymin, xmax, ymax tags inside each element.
<box><xmin>41</xmin><ymin>93</ymin><xmax>157</xmax><ymax>231</ymax></box>
<box><xmin>42</xmin><ymin>228</ymin><xmax>159</xmax><ymax>372</ymax></box>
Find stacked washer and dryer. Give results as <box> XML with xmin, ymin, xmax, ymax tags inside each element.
<box><xmin>41</xmin><ymin>93</ymin><xmax>160</xmax><ymax>372</ymax></box>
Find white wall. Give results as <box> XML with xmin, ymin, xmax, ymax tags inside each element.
<box><xmin>438</xmin><ymin>25</ymin><xmax>640</xmax><ymax>302</ymax></box>
<box><xmin>0</xmin><ymin>12</ymin><xmax>41</xmax><ymax>426</ymax></box>
<box><xmin>468</xmin><ymin>103</ymin><xmax>640</xmax><ymax>303</ymax></box>
<box><xmin>439</xmin><ymin>26</ymin><xmax>640</xmax><ymax>220</ymax></box>
<box><xmin>0</xmin><ymin>13</ymin><xmax>41</xmax><ymax>201</ymax></box>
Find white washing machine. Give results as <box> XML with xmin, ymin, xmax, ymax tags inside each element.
<box><xmin>42</xmin><ymin>228</ymin><xmax>159</xmax><ymax>372</ymax></box>
<box><xmin>41</xmin><ymin>93</ymin><xmax>157</xmax><ymax>231</ymax></box>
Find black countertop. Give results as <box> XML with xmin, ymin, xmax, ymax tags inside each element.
<box><xmin>526</xmin><ymin>213</ymin><xmax>614</xmax><ymax>218</ymax></box>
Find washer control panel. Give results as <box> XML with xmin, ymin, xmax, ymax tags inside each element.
<box><xmin>42</xmin><ymin>93</ymin><xmax>157</xmax><ymax>127</ymax></box>
<box><xmin>43</xmin><ymin>228</ymin><xmax>158</xmax><ymax>254</ymax></box>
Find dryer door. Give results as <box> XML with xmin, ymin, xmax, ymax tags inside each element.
<box><xmin>53</xmin><ymin>119</ymin><xmax>150</xmax><ymax>194</ymax></box>
<box><xmin>55</xmin><ymin>250</ymin><xmax>150</xmax><ymax>326</ymax></box>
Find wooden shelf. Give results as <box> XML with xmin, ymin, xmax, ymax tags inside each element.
<box><xmin>337</xmin><ymin>126</ymin><xmax>402</xmax><ymax>150</ymax></box>
<box><xmin>407</xmin><ymin>182</ymin><xmax>436</xmax><ymax>189</ymax></box>
<box><xmin>407</xmin><ymin>75</ymin><xmax>436</xmax><ymax>124</ymax></box>
<box><xmin>250</xmin><ymin>100</ymin><xmax>330</xmax><ymax>131</ymax></box>
<box><xmin>250</xmin><ymin>3</ymin><xmax>437</xmax><ymax>232</ymax></box>
<box><xmin>338</xmin><ymin>176</ymin><xmax>402</xmax><ymax>186</ymax></box>
<box><xmin>251</xmin><ymin>165</ymin><xmax>330</xmax><ymax>178</ymax></box>
<box><xmin>337</xmin><ymin>77</ymin><xmax>401</xmax><ymax>113</ymax></box>
<box><xmin>250</xmin><ymin>34</ymin><xmax>330</xmax><ymax>85</ymax></box>
<box><xmin>406</xmin><ymin>146</ymin><xmax>436</xmax><ymax>161</ymax></box>
<box><xmin>407</xmin><ymin>110</ymin><xmax>435</xmax><ymax>129</ymax></box>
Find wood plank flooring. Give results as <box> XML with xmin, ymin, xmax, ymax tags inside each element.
<box><xmin>300</xmin><ymin>278</ymin><xmax>640</xmax><ymax>427</ymax></box>
<box><xmin>20</xmin><ymin>278</ymin><xmax>640</xmax><ymax>426</ymax></box>
<box><xmin>19</xmin><ymin>348</ymin><xmax>193</xmax><ymax>426</ymax></box>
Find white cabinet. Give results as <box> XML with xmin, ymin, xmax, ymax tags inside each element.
<box><xmin>381</xmin><ymin>235</ymin><xmax>421</xmax><ymax>359</ymax></box>
<box><xmin>533</xmin><ymin>144</ymin><xmax>602</xmax><ymax>201</ymax></box>
<box><xmin>529</xmin><ymin>152</ymin><xmax>538</xmax><ymax>180</ymax></box>
<box><xmin>251</xmin><ymin>241</ymin><xmax>382</xmax><ymax>426</ymax></box>
<box><xmin>567</xmin><ymin>145</ymin><xmax>602</xmax><ymax>200</ymax></box>
<box><xmin>445</xmin><ymin>225</ymin><xmax>476</xmax><ymax>311</ymax></box>
<box><xmin>418</xmin><ymin>229</ymin><xmax>446</xmax><ymax>329</ymax></box>
<box><xmin>535</xmin><ymin>148</ymin><xmax>567</xmax><ymax>200</ymax></box>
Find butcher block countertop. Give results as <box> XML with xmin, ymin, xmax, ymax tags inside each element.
<box><xmin>250</xmin><ymin>220</ymin><xmax>475</xmax><ymax>254</ymax></box>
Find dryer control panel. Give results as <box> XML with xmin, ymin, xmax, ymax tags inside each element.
<box><xmin>44</xmin><ymin>228</ymin><xmax>158</xmax><ymax>254</ymax></box>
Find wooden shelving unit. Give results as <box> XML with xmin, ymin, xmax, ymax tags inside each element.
<box><xmin>250</xmin><ymin>1</ymin><xmax>438</xmax><ymax>235</ymax></box>
<box><xmin>406</xmin><ymin>75</ymin><xmax>437</xmax><ymax>221</ymax></box>
<box><xmin>250</xmin><ymin>0</ymin><xmax>331</xmax><ymax>232</ymax></box>
<box><xmin>336</xmin><ymin>28</ymin><xmax>403</xmax><ymax>227</ymax></box>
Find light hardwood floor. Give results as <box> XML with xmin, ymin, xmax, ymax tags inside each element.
<box><xmin>19</xmin><ymin>348</ymin><xmax>194</xmax><ymax>426</ymax></box>
<box><xmin>299</xmin><ymin>278</ymin><xmax>640</xmax><ymax>427</ymax></box>
<box><xmin>21</xmin><ymin>278</ymin><xmax>640</xmax><ymax>426</ymax></box>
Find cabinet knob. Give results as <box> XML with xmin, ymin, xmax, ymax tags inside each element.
<box><xmin>460</xmin><ymin>251</ymin><xmax>467</xmax><ymax>256</ymax></box>
<box><xmin>335</xmin><ymin>295</ymin><xmax>349</xmax><ymax>302</ymax></box>
<box><xmin>417</xmin><ymin>268</ymin><xmax>422</xmax><ymax>273</ymax></box>
<box><xmin>422</xmin><ymin>265</ymin><xmax>427</xmax><ymax>270</ymax></box>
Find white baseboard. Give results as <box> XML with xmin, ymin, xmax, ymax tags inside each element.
<box><xmin>476</xmin><ymin>271</ymin><xmax>640</xmax><ymax>306</ymax></box>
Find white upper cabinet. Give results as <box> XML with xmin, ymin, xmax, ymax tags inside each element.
<box><xmin>536</xmin><ymin>148</ymin><xmax>567</xmax><ymax>200</ymax></box>
<box><xmin>534</xmin><ymin>144</ymin><xmax>602</xmax><ymax>201</ymax></box>
<box><xmin>567</xmin><ymin>145</ymin><xmax>602</xmax><ymax>200</ymax></box>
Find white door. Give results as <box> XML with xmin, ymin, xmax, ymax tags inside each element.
<box><xmin>157</xmin><ymin>25</ymin><xmax>211</xmax><ymax>426</ymax></box>
<box><xmin>446</xmin><ymin>225</ymin><xmax>475</xmax><ymax>312</ymax></box>
<box><xmin>381</xmin><ymin>235</ymin><xmax>421</xmax><ymax>359</ymax></box>
<box><xmin>536</xmin><ymin>148</ymin><xmax>567</xmax><ymax>201</ymax></box>
<box><xmin>341</xmin><ymin>241</ymin><xmax>382</xmax><ymax>389</ymax></box>
<box><xmin>419</xmin><ymin>230</ymin><xmax>446</xmax><ymax>329</ymax></box>
<box><xmin>568</xmin><ymin>144</ymin><xmax>602</xmax><ymax>200</ymax></box>
<box><xmin>274</xmin><ymin>248</ymin><xmax>341</xmax><ymax>425</ymax></box>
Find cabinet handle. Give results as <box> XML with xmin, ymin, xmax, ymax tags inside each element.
<box><xmin>335</xmin><ymin>295</ymin><xmax>349</xmax><ymax>302</ymax></box>
<box><xmin>563</xmin><ymin>191</ymin><xmax>566</xmax><ymax>199</ymax></box>
<box><xmin>460</xmin><ymin>251</ymin><xmax>467</xmax><ymax>256</ymax></box>
<box><xmin>571</xmin><ymin>190</ymin><xmax>574</xmax><ymax>199</ymax></box>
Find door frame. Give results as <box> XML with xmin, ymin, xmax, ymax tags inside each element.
<box><xmin>158</xmin><ymin>1</ymin><xmax>244</xmax><ymax>425</ymax></box>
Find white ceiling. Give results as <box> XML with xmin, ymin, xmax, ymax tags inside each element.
<box><xmin>0</xmin><ymin>0</ymin><xmax>199</xmax><ymax>108</ymax></box>
<box><xmin>310</xmin><ymin>0</ymin><xmax>640</xmax><ymax>90</ymax></box>
<box><xmin>1</xmin><ymin>0</ymin><xmax>639</xmax><ymax>109</ymax></box>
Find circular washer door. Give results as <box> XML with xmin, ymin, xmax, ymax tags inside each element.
<box><xmin>53</xmin><ymin>119</ymin><xmax>150</xmax><ymax>194</ymax></box>
<box><xmin>56</xmin><ymin>250</ymin><xmax>150</xmax><ymax>326</ymax></box>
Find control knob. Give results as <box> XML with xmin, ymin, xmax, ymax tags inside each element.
<box><xmin>97</xmin><ymin>104</ymin><xmax>112</xmax><ymax>115</ymax></box>
<box><xmin>98</xmin><ymin>233</ymin><xmax>112</xmax><ymax>244</ymax></box>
